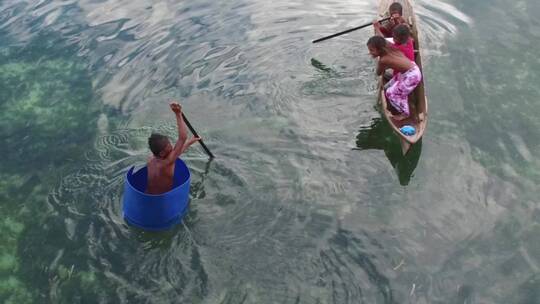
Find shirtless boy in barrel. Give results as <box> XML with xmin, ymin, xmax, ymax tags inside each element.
<box><xmin>146</xmin><ymin>102</ymin><xmax>200</xmax><ymax>194</ymax></box>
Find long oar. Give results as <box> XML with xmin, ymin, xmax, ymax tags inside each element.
<box><xmin>182</xmin><ymin>113</ymin><xmax>214</xmax><ymax>159</ymax></box>
<box><xmin>312</xmin><ymin>17</ymin><xmax>391</xmax><ymax>43</ymax></box>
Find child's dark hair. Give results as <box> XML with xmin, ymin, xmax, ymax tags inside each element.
<box><xmin>148</xmin><ymin>133</ymin><xmax>169</xmax><ymax>156</ymax></box>
<box><xmin>367</xmin><ymin>36</ymin><xmax>400</xmax><ymax>56</ymax></box>
<box><xmin>367</xmin><ymin>36</ymin><xmax>388</xmax><ymax>52</ymax></box>
<box><xmin>389</xmin><ymin>2</ymin><xmax>403</xmax><ymax>15</ymax></box>
<box><xmin>393</xmin><ymin>24</ymin><xmax>411</xmax><ymax>44</ymax></box>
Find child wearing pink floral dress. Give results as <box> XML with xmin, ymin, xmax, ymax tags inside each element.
<box><xmin>367</xmin><ymin>35</ymin><xmax>422</xmax><ymax>120</ymax></box>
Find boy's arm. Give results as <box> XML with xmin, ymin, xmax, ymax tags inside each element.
<box><xmin>379</xmin><ymin>26</ymin><xmax>391</xmax><ymax>37</ymax></box>
<box><xmin>376</xmin><ymin>59</ymin><xmax>386</xmax><ymax>76</ymax></box>
<box><xmin>398</xmin><ymin>16</ymin><xmax>408</xmax><ymax>26</ymax></box>
<box><xmin>181</xmin><ymin>136</ymin><xmax>201</xmax><ymax>154</ymax></box>
<box><xmin>373</xmin><ymin>20</ymin><xmax>385</xmax><ymax>37</ymax></box>
<box><xmin>164</xmin><ymin>102</ymin><xmax>189</xmax><ymax>164</ymax></box>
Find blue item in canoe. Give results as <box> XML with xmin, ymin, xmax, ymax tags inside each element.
<box><xmin>123</xmin><ymin>159</ymin><xmax>191</xmax><ymax>231</ymax></box>
<box><xmin>400</xmin><ymin>125</ymin><xmax>416</xmax><ymax>136</ymax></box>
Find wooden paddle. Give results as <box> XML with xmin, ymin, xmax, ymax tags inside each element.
<box><xmin>182</xmin><ymin>113</ymin><xmax>214</xmax><ymax>159</ymax></box>
<box><xmin>312</xmin><ymin>17</ymin><xmax>391</xmax><ymax>43</ymax></box>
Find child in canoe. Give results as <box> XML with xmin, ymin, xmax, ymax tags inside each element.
<box><xmin>146</xmin><ymin>102</ymin><xmax>201</xmax><ymax>194</ymax></box>
<box><xmin>367</xmin><ymin>35</ymin><xmax>422</xmax><ymax>120</ymax></box>
<box><xmin>391</xmin><ymin>24</ymin><xmax>414</xmax><ymax>62</ymax></box>
<box><xmin>373</xmin><ymin>2</ymin><xmax>408</xmax><ymax>38</ymax></box>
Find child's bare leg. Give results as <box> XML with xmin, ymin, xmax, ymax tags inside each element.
<box><xmin>387</xmin><ymin>98</ymin><xmax>409</xmax><ymax>121</ymax></box>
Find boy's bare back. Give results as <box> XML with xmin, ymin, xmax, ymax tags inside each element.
<box><xmin>379</xmin><ymin>51</ymin><xmax>414</xmax><ymax>74</ymax></box>
<box><xmin>146</xmin><ymin>156</ymin><xmax>175</xmax><ymax>195</ymax></box>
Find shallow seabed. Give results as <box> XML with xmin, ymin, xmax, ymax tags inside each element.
<box><xmin>0</xmin><ymin>0</ymin><xmax>539</xmax><ymax>303</ymax></box>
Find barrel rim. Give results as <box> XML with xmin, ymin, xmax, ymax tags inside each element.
<box><xmin>125</xmin><ymin>158</ymin><xmax>191</xmax><ymax>197</ymax></box>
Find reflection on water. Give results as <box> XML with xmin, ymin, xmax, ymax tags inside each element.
<box><xmin>355</xmin><ymin>118</ymin><xmax>421</xmax><ymax>186</ymax></box>
<box><xmin>1</xmin><ymin>0</ymin><xmax>539</xmax><ymax>303</ymax></box>
<box><xmin>415</xmin><ymin>0</ymin><xmax>473</xmax><ymax>57</ymax></box>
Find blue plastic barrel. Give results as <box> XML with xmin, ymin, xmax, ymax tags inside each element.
<box><xmin>122</xmin><ymin>159</ymin><xmax>191</xmax><ymax>231</ymax></box>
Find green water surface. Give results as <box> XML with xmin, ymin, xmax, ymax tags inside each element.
<box><xmin>0</xmin><ymin>0</ymin><xmax>539</xmax><ymax>303</ymax></box>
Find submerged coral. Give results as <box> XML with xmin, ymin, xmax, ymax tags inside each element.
<box><xmin>0</xmin><ymin>40</ymin><xmax>99</xmax><ymax>303</ymax></box>
<box><xmin>0</xmin><ymin>213</ymin><xmax>32</xmax><ymax>304</ymax></box>
<box><xmin>0</xmin><ymin>56</ymin><xmax>97</xmax><ymax>173</ymax></box>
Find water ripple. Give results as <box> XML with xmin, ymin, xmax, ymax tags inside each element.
<box><xmin>1</xmin><ymin>0</ymin><xmax>513</xmax><ymax>303</ymax></box>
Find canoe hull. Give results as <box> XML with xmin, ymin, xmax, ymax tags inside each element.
<box><xmin>376</xmin><ymin>0</ymin><xmax>428</xmax><ymax>155</ymax></box>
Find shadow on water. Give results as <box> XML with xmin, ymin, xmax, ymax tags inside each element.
<box><xmin>354</xmin><ymin>117</ymin><xmax>422</xmax><ymax>186</ymax></box>
<box><xmin>188</xmin><ymin>157</ymin><xmax>214</xmax><ymax>200</ymax></box>
<box><xmin>310</xmin><ymin>58</ymin><xmax>340</xmax><ymax>77</ymax></box>
<box><xmin>128</xmin><ymin>223</ymin><xmax>187</xmax><ymax>250</ymax></box>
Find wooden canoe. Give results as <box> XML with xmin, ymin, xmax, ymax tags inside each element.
<box><xmin>376</xmin><ymin>0</ymin><xmax>428</xmax><ymax>155</ymax></box>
